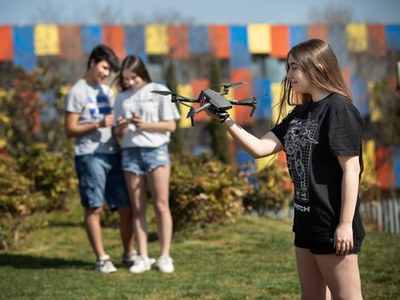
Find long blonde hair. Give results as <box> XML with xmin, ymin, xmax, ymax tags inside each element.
<box><xmin>276</xmin><ymin>39</ymin><xmax>352</xmax><ymax>123</ymax></box>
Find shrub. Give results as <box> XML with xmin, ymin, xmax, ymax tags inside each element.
<box><xmin>0</xmin><ymin>155</ymin><xmax>48</xmax><ymax>249</ymax></box>
<box><xmin>0</xmin><ymin>142</ymin><xmax>77</xmax><ymax>249</ymax></box>
<box><xmin>169</xmin><ymin>153</ymin><xmax>253</xmax><ymax>231</ymax></box>
<box><xmin>244</xmin><ymin>162</ymin><xmax>293</xmax><ymax>217</ymax></box>
<box><xmin>359</xmin><ymin>176</ymin><xmax>381</xmax><ymax>203</ymax></box>
<box><xmin>17</xmin><ymin>143</ymin><xmax>77</xmax><ymax>211</ymax></box>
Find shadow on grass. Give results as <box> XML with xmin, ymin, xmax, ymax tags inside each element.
<box><xmin>0</xmin><ymin>253</ymin><xmax>91</xmax><ymax>269</ymax></box>
<box><xmin>148</xmin><ymin>231</ymin><xmax>159</xmax><ymax>242</ymax></box>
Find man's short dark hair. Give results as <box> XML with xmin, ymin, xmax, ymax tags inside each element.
<box><xmin>87</xmin><ymin>44</ymin><xmax>120</xmax><ymax>72</ymax></box>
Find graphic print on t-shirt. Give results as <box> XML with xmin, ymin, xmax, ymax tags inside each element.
<box><xmin>87</xmin><ymin>94</ymin><xmax>111</xmax><ymax>120</ymax></box>
<box><xmin>284</xmin><ymin>118</ymin><xmax>318</xmax><ymax>203</ymax></box>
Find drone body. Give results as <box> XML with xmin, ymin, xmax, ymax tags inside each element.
<box><xmin>200</xmin><ymin>89</ymin><xmax>232</xmax><ymax>110</ymax></box>
<box><xmin>193</xmin><ymin>88</ymin><xmax>233</xmax><ymax>117</ymax></box>
<box><xmin>152</xmin><ymin>82</ymin><xmax>262</xmax><ymax>126</ymax></box>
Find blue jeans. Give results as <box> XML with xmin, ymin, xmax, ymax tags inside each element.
<box><xmin>75</xmin><ymin>153</ymin><xmax>130</xmax><ymax>209</ymax></box>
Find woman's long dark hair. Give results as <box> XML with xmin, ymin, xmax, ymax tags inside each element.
<box><xmin>116</xmin><ymin>55</ymin><xmax>152</xmax><ymax>91</ymax></box>
<box><xmin>276</xmin><ymin>39</ymin><xmax>352</xmax><ymax>123</ymax></box>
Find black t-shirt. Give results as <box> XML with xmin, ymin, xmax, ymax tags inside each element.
<box><xmin>271</xmin><ymin>93</ymin><xmax>365</xmax><ymax>241</ymax></box>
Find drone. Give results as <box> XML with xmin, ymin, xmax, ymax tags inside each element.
<box><xmin>152</xmin><ymin>82</ymin><xmax>263</xmax><ymax>126</ymax></box>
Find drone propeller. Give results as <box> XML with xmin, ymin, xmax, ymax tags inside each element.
<box><xmin>226</xmin><ymin>82</ymin><xmax>246</xmax><ymax>88</ymax></box>
<box><xmin>151</xmin><ymin>90</ymin><xmax>198</xmax><ymax>103</ymax></box>
<box><xmin>211</xmin><ymin>81</ymin><xmax>246</xmax><ymax>89</ymax></box>
<box><xmin>151</xmin><ymin>90</ymin><xmax>172</xmax><ymax>96</ymax></box>
<box><xmin>210</xmin><ymin>82</ymin><xmax>246</xmax><ymax>95</ymax></box>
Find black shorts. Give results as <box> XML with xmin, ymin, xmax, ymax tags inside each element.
<box><xmin>294</xmin><ymin>234</ymin><xmax>363</xmax><ymax>254</ymax></box>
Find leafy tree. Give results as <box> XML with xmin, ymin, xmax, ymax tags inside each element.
<box><xmin>369</xmin><ymin>79</ymin><xmax>400</xmax><ymax>146</ymax></box>
<box><xmin>0</xmin><ymin>67</ymin><xmax>73</xmax><ymax>156</ymax></box>
<box><xmin>207</xmin><ymin>57</ymin><xmax>231</xmax><ymax>163</ymax></box>
<box><xmin>165</xmin><ymin>60</ymin><xmax>186</xmax><ymax>154</ymax></box>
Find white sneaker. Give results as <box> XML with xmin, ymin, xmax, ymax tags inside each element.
<box><xmin>95</xmin><ymin>254</ymin><xmax>117</xmax><ymax>274</ymax></box>
<box><xmin>155</xmin><ymin>256</ymin><xmax>174</xmax><ymax>273</ymax></box>
<box><xmin>121</xmin><ymin>250</ymin><xmax>139</xmax><ymax>267</ymax></box>
<box><xmin>129</xmin><ymin>256</ymin><xmax>153</xmax><ymax>273</ymax></box>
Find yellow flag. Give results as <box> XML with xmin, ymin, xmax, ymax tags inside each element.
<box><xmin>368</xmin><ymin>81</ymin><xmax>382</xmax><ymax>122</ymax></box>
<box><xmin>255</xmin><ymin>155</ymin><xmax>277</xmax><ymax>171</ymax></box>
<box><xmin>271</xmin><ymin>82</ymin><xmax>283</xmax><ymax>123</ymax></box>
<box><xmin>177</xmin><ymin>84</ymin><xmax>193</xmax><ymax>128</ymax></box>
<box><xmin>346</xmin><ymin>24</ymin><xmax>368</xmax><ymax>52</ymax></box>
<box><xmin>145</xmin><ymin>24</ymin><xmax>168</xmax><ymax>55</ymax></box>
<box><xmin>34</xmin><ymin>24</ymin><xmax>60</xmax><ymax>56</ymax></box>
<box><xmin>362</xmin><ymin>139</ymin><xmax>376</xmax><ymax>182</ymax></box>
<box><xmin>247</xmin><ymin>24</ymin><xmax>271</xmax><ymax>54</ymax></box>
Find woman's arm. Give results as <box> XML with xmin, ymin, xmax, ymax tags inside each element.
<box><xmin>113</xmin><ymin>115</ymin><xmax>130</xmax><ymax>136</ymax></box>
<box><xmin>222</xmin><ymin>117</ymin><xmax>283</xmax><ymax>158</ymax></box>
<box><xmin>335</xmin><ymin>155</ymin><xmax>361</xmax><ymax>255</ymax></box>
<box><xmin>132</xmin><ymin>115</ymin><xmax>177</xmax><ymax>133</ymax></box>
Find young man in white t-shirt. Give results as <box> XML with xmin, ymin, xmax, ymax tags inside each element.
<box><xmin>65</xmin><ymin>45</ymin><xmax>136</xmax><ymax>273</ymax></box>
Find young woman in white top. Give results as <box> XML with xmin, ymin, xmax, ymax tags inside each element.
<box><xmin>113</xmin><ymin>55</ymin><xmax>180</xmax><ymax>274</ymax></box>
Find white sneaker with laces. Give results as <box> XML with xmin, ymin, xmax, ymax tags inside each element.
<box><xmin>95</xmin><ymin>254</ymin><xmax>117</xmax><ymax>274</ymax></box>
<box><xmin>129</xmin><ymin>256</ymin><xmax>153</xmax><ymax>273</ymax></box>
<box><xmin>121</xmin><ymin>250</ymin><xmax>139</xmax><ymax>267</ymax></box>
<box><xmin>155</xmin><ymin>256</ymin><xmax>174</xmax><ymax>273</ymax></box>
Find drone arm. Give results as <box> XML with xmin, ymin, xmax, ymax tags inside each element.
<box><xmin>176</xmin><ymin>97</ymin><xmax>199</xmax><ymax>103</ymax></box>
<box><xmin>193</xmin><ymin>102</ymin><xmax>212</xmax><ymax>114</ymax></box>
<box><xmin>186</xmin><ymin>102</ymin><xmax>212</xmax><ymax>118</ymax></box>
<box><xmin>231</xmin><ymin>98</ymin><xmax>256</xmax><ymax>106</ymax></box>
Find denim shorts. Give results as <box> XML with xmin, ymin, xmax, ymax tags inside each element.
<box><xmin>122</xmin><ymin>145</ymin><xmax>170</xmax><ymax>175</ymax></box>
<box><xmin>75</xmin><ymin>153</ymin><xmax>130</xmax><ymax>209</ymax></box>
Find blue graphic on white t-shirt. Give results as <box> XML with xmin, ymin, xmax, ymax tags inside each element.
<box><xmin>87</xmin><ymin>94</ymin><xmax>111</xmax><ymax>120</ymax></box>
<box><xmin>97</xmin><ymin>95</ymin><xmax>111</xmax><ymax>114</ymax></box>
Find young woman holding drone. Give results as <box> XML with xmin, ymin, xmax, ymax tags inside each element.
<box><xmin>205</xmin><ymin>39</ymin><xmax>365</xmax><ymax>299</ymax></box>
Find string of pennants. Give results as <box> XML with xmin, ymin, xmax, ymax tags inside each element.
<box><xmin>0</xmin><ymin>23</ymin><xmax>399</xmax><ymax>71</ymax></box>
<box><xmin>1</xmin><ymin>23</ymin><xmax>399</xmax><ymax>122</ymax></box>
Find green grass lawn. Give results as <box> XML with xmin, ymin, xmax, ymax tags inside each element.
<box><xmin>0</xmin><ymin>200</ymin><xmax>399</xmax><ymax>300</ymax></box>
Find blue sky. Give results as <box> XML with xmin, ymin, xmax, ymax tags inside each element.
<box><xmin>1</xmin><ymin>0</ymin><xmax>399</xmax><ymax>25</ymax></box>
